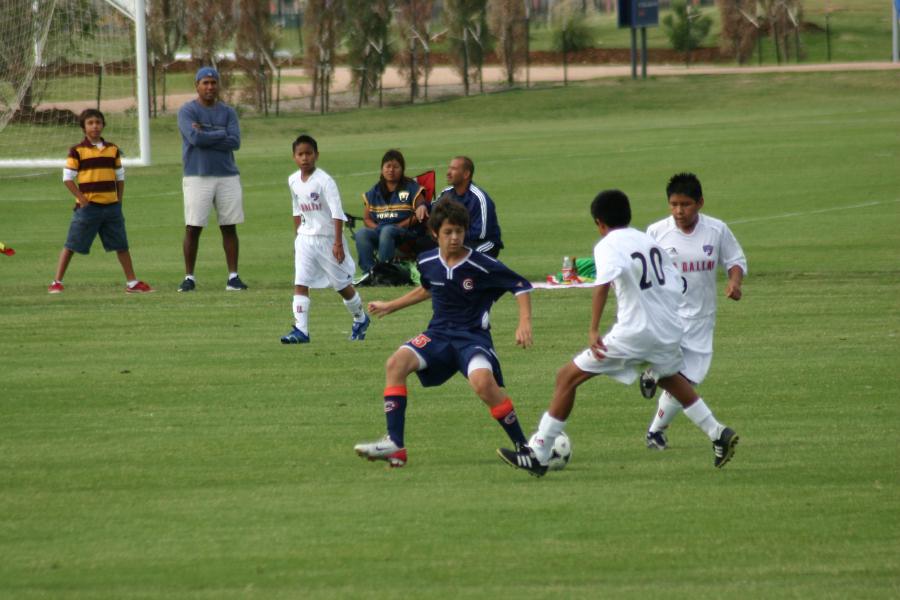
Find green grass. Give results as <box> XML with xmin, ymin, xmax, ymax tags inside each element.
<box><xmin>1</xmin><ymin>70</ymin><xmax>899</xmax><ymax>598</ymax></box>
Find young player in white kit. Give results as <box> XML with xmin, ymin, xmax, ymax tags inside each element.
<box><xmin>280</xmin><ymin>135</ymin><xmax>370</xmax><ymax>344</ymax></box>
<box><xmin>497</xmin><ymin>189</ymin><xmax>739</xmax><ymax>476</ymax></box>
<box><xmin>640</xmin><ymin>173</ymin><xmax>747</xmax><ymax>450</ymax></box>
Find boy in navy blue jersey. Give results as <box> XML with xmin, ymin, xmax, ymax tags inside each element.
<box><xmin>354</xmin><ymin>200</ymin><xmax>533</xmax><ymax>467</ymax></box>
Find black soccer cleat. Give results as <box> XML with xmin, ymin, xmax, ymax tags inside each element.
<box><xmin>646</xmin><ymin>430</ymin><xmax>668</xmax><ymax>451</ymax></box>
<box><xmin>713</xmin><ymin>427</ymin><xmax>739</xmax><ymax>468</ymax></box>
<box><xmin>497</xmin><ymin>447</ymin><xmax>548</xmax><ymax>478</ymax></box>
<box><xmin>226</xmin><ymin>275</ymin><xmax>248</xmax><ymax>291</ymax></box>
<box><xmin>639</xmin><ymin>369</ymin><xmax>658</xmax><ymax>399</ymax></box>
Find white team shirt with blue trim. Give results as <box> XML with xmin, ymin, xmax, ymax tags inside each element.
<box><xmin>647</xmin><ymin>213</ymin><xmax>747</xmax><ymax>352</ymax></box>
<box><xmin>289</xmin><ymin>168</ymin><xmax>347</xmax><ymax>237</ymax></box>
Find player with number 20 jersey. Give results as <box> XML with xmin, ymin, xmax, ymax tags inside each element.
<box><xmin>574</xmin><ymin>227</ymin><xmax>685</xmax><ymax>379</ymax></box>
<box><xmin>497</xmin><ymin>189</ymin><xmax>738</xmax><ymax>477</ymax></box>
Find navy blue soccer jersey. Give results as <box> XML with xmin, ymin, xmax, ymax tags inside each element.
<box><xmin>417</xmin><ymin>248</ymin><xmax>532</xmax><ymax>331</ymax></box>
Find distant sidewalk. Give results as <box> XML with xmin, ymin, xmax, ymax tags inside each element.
<box><xmin>45</xmin><ymin>61</ymin><xmax>900</xmax><ymax>114</ymax></box>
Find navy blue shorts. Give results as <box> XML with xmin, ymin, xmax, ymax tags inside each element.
<box><xmin>64</xmin><ymin>202</ymin><xmax>129</xmax><ymax>255</ymax></box>
<box><xmin>403</xmin><ymin>328</ymin><xmax>505</xmax><ymax>388</ymax></box>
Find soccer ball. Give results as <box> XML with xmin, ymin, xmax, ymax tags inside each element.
<box><xmin>529</xmin><ymin>431</ymin><xmax>572</xmax><ymax>471</ymax></box>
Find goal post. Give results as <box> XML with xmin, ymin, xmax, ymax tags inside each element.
<box><xmin>0</xmin><ymin>0</ymin><xmax>151</xmax><ymax>168</ymax></box>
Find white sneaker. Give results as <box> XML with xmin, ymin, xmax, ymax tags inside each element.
<box><xmin>354</xmin><ymin>435</ymin><xmax>407</xmax><ymax>467</ymax></box>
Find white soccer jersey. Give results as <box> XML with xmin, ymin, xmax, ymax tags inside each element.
<box><xmin>647</xmin><ymin>214</ymin><xmax>747</xmax><ymax>352</ymax></box>
<box><xmin>647</xmin><ymin>214</ymin><xmax>747</xmax><ymax>320</ymax></box>
<box><xmin>289</xmin><ymin>168</ymin><xmax>347</xmax><ymax>237</ymax></box>
<box><xmin>594</xmin><ymin>227</ymin><xmax>684</xmax><ymax>349</ymax></box>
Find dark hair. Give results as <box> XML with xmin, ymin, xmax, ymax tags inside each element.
<box><xmin>378</xmin><ymin>149</ymin><xmax>413</xmax><ymax>195</ymax></box>
<box><xmin>292</xmin><ymin>134</ymin><xmax>318</xmax><ymax>153</ymax></box>
<box><xmin>590</xmin><ymin>189</ymin><xmax>632</xmax><ymax>228</ymax></box>
<box><xmin>382</xmin><ymin>149</ymin><xmax>406</xmax><ymax>172</ymax></box>
<box><xmin>429</xmin><ymin>198</ymin><xmax>470</xmax><ymax>234</ymax></box>
<box><xmin>666</xmin><ymin>172</ymin><xmax>703</xmax><ymax>202</ymax></box>
<box><xmin>78</xmin><ymin>109</ymin><xmax>105</xmax><ymax>130</ymax></box>
<box><xmin>454</xmin><ymin>155</ymin><xmax>475</xmax><ymax>178</ymax></box>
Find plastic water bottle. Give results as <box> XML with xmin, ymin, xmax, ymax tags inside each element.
<box><xmin>561</xmin><ymin>256</ymin><xmax>574</xmax><ymax>281</ymax></box>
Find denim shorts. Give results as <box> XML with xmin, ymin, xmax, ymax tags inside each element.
<box><xmin>64</xmin><ymin>202</ymin><xmax>129</xmax><ymax>254</ymax></box>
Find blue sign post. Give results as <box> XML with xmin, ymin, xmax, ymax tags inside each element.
<box><xmin>894</xmin><ymin>0</ymin><xmax>899</xmax><ymax>63</ymax></box>
<box><xmin>618</xmin><ymin>0</ymin><xmax>659</xmax><ymax>79</ymax></box>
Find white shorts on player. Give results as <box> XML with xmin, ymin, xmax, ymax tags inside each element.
<box><xmin>294</xmin><ymin>233</ymin><xmax>356</xmax><ymax>290</ymax></box>
<box><xmin>182</xmin><ymin>175</ymin><xmax>244</xmax><ymax>226</ymax></box>
<box><xmin>680</xmin><ymin>348</ymin><xmax>712</xmax><ymax>384</ymax></box>
<box><xmin>573</xmin><ymin>325</ymin><xmax>685</xmax><ymax>384</ymax></box>
<box><xmin>676</xmin><ymin>316</ymin><xmax>713</xmax><ymax>383</ymax></box>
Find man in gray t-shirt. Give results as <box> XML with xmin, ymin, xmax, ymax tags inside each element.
<box><xmin>176</xmin><ymin>67</ymin><xmax>247</xmax><ymax>292</ymax></box>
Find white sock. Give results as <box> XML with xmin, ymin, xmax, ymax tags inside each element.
<box><xmin>127</xmin><ymin>280</ymin><xmax>138</xmax><ymax>288</ymax></box>
<box><xmin>293</xmin><ymin>294</ymin><xmax>310</xmax><ymax>334</ymax></box>
<box><xmin>184</xmin><ymin>274</ymin><xmax>195</xmax><ymax>281</ymax></box>
<box><xmin>531</xmin><ymin>412</ymin><xmax>567</xmax><ymax>465</ymax></box>
<box><xmin>228</xmin><ymin>272</ymin><xmax>238</xmax><ymax>280</ymax></box>
<box><xmin>648</xmin><ymin>391</ymin><xmax>683</xmax><ymax>433</ymax></box>
<box><xmin>342</xmin><ymin>291</ymin><xmax>366</xmax><ymax>322</ymax></box>
<box><xmin>683</xmin><ymin>399</ymin><xmax>725</xmax><ymax>441</ymax></box>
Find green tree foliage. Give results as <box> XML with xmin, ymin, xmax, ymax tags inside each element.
<box><xmin>663</xmin><ymin>0</ymin><xmax>712</xmax><ymax>67</ymax></box>
<box><xmin>148</xmin><ymin>0</ymin><xmax>187</xmax><ymax>64</ymax></box>
<box><xmin>185</xmin><ymin>0</ymin><xmax>234</xmax><ymax>68</ymax></box>
<box><xmin>487</xmin><ymin>0</ymin><xmax>527</xmax><ymax>86</ymax></box>
<box><xmin>344</xmin><ymin>0</ymin><xmax>393</xmax><ymax>107</ymax></box>
<box><xmin>395</xmin><ymin>0</ymin><xmax>434</xmax><ymax>102</ymax></box>
<box><xmin>759</xmin><ymin>0</ymin><xmax>804</xmax><ymax>63</ymax></box>
<box><xmin>716</xmin><ymin>0</ymin><xmax>760</xmax><ymax>65</ymax></box>
<box><xmin>235</xmin><ymin>0</ymin><xmax>278</xmax><ymax>112</ymax></box>
<box><xmin>551</xmin><ymin>1</ymin><xmax>594</xmax><ymax>85</ymax></box>
<box><xmin>303</xmin><ymin>0</ymin><xmax>344</xmax><ymax>112</ymax></box>
<box><xmin>445</xmin><ymin>0</ymin><xmax>492</xmax><ymax>95</ymax></box>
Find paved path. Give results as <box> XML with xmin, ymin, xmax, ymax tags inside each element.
<box><xmin>51</xmin><ymin>61</ymin><xmax>900</xmax><ymax>114</ymax></box>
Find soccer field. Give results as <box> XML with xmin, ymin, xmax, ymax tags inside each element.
<box><xmin>1</xmin><ymin>71</ymin><xmax>898</xmax><ymax>598</ymax></box>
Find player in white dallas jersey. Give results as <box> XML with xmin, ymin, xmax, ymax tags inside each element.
<box><xmin>497</xmin><ymin>190</ymin><xmax>739</xmax><ymax>476</ymax></box>
<box><xmin>280</xmin><ymin>135</ymin><xmax>370</xmax><ymax>344</ymax></box>
<box><xmin>641</xmin><ymin>173</ymin><xmax>747</xmax><ymax>450</ymax></box>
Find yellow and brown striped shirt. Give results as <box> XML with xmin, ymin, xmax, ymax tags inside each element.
<box><xmin>65</xmin><ymin>138</ymin><xmax>122</xmax><ymax>204</ymax></box>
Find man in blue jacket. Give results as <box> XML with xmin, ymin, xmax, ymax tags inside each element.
<box><xmin>176</xmin><ymin>67</ymin><xmax>247</xmax><ymax>292</ymax></box>
<box><xmin>433</xmin><ymin>156</ymin><xmax>503</xmax><ymax>257</ymax></box>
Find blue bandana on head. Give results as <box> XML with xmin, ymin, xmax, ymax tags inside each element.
<box><xmin>195</xmin><ymin>67</ymin><xmax>219</xmax><ymax>82</ymax></box>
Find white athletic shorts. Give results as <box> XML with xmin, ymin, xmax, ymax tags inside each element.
<box><xmin>294</xmin><ymin>233</ymin><xmax>355</xmax><ymax>290</ymax></box>
<box><xmin>680</xmin><ymin>317</ymin><xmax>714</xmax><ymax>384</ymax></box>
<box><xmin>183</xmin><ymin>175</ymin><xmax>244</xmax><ymax>227</ymax></box>
<box><xmin>680</xmin><ymin>348</ymin><xmax>712</xmax><ymax>385</ymax></box>
<box><xmin>573</xmin><ymin>326</ymin><xmax>685</xmax><ymax>385</ymax></box>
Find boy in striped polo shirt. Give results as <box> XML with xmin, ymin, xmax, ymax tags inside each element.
<box><xmin>48</xmin><ymin>109</ymin><xmax>152</xmax><ymax>294</ymax></box>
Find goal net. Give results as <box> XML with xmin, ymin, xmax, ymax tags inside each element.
<box><xmin>0</xmin><ymin>0</ymin><xmax>150</xmax><ymax>168</ymax></box>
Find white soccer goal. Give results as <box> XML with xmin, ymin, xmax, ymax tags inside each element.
<box><xmin>0</xmin><ymin>0</ymin><xmax>150</xmax><ymax>168</ymax></box>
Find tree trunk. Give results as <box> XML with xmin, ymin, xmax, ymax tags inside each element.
<box><xmin>462</xmin><ymin>30</ymin><xmax>470</xmax><ymax>96</ymax></box>
<box><xmin>409</xmin><ymin>39</ymin><xmax>417</xmax><ymax>103</ymax></box>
